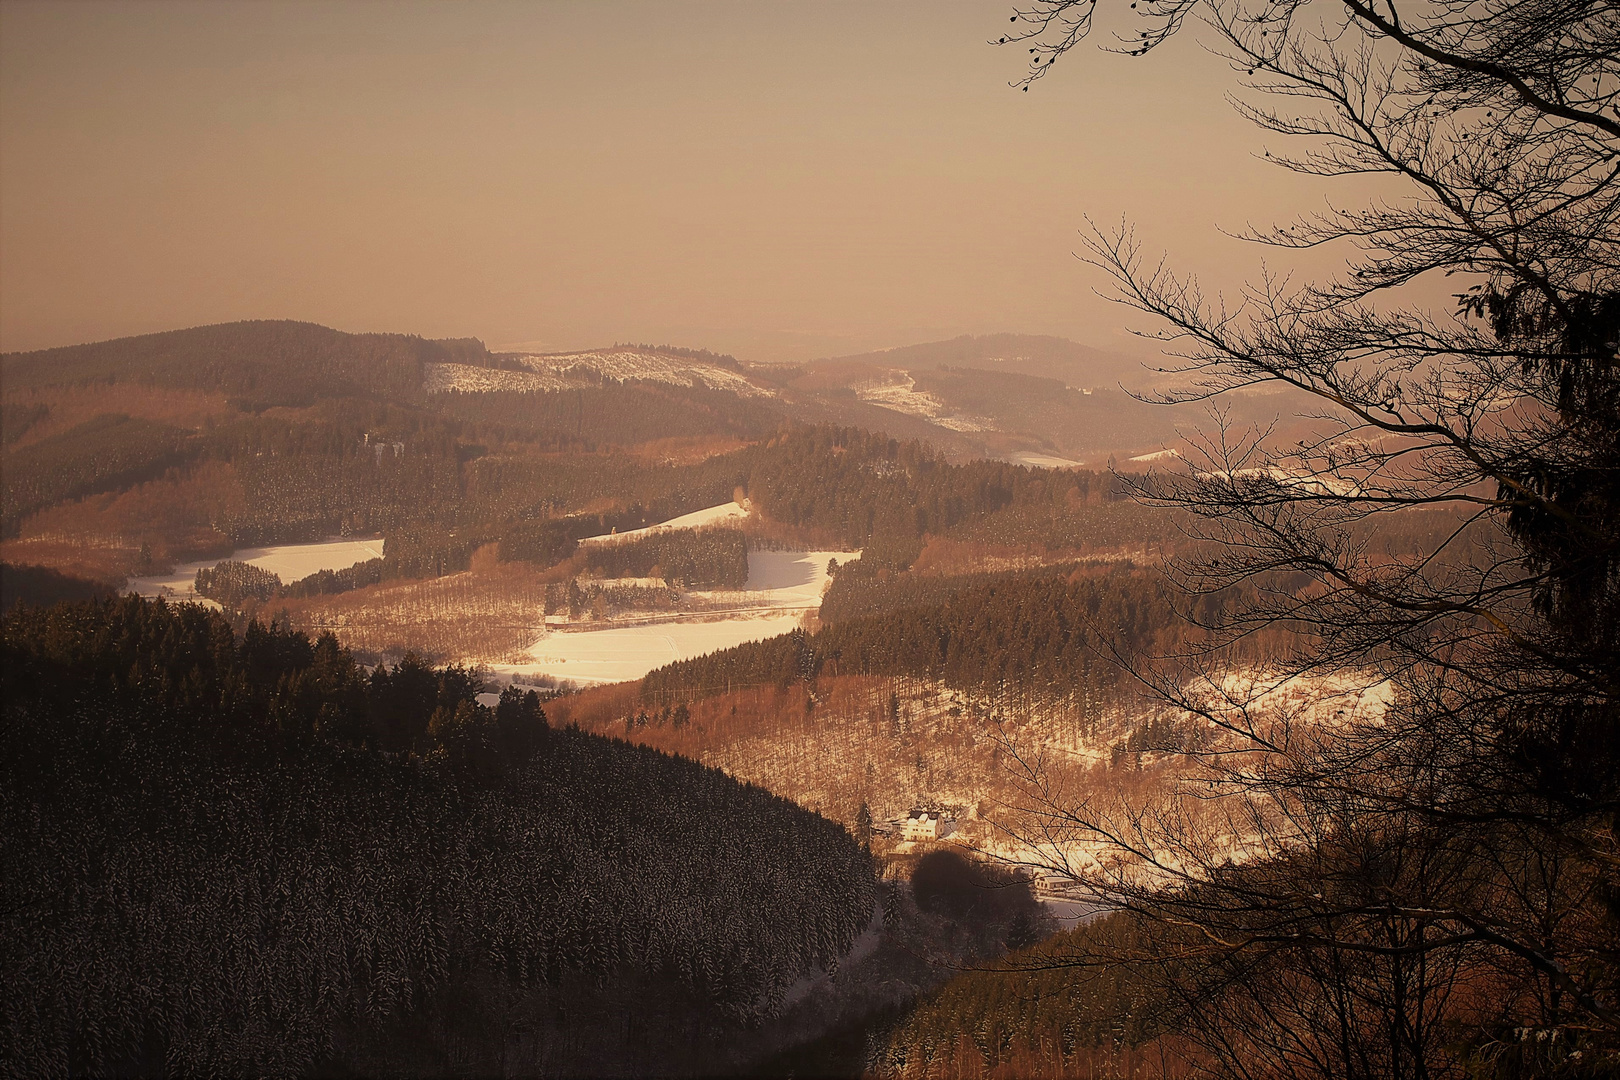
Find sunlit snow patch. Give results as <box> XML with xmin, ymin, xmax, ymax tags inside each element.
<box><xmin>502</xmin><ymin>549</ymin><xmax>858</xmax><ymax>685</ymax></box>
<box><xmin>424</xmin><ymin>350</ymin><xmax>775</xmax><ymax>397</ymax></box>
<box><xmin>529</xmin><ymin>351</ymin><xmax>774</xmax><ymax>397</ymax></box>
<box><xmin>1199</xmin><ymin>464</ymin><xmax>1362</xmax><ymax>497</ymax></box>
<box><xmin>1008</xmin><ymin>451</ymin><xmax>1085</xmax><ymax>469</ymax></box>
<box><xmin>126</xmin><ymin>537</ymin><xmax>387</xmax><ymax>600</ymax></box>
<box><xmin>577</xmin><ymin>501</ymin><xmax>750</xmax><ymax>546</ymax></box>
<box><xmin>856</xmin><ymin>371</ymin><xmax>994</xmax><ymax>432</ymax></box>
<box><xmin>422</xmin><ymin>364</ymin><xmax>570</xmax><ymax>393</ymax></box>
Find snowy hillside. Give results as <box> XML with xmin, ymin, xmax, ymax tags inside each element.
<box><xmin>855</xmin><ymin>371</ymin><xmax>995</xmax><ymax>432</ymax></box>
<box><xmin>422</xmin><ymin>364</ymin><xmax>570</xmax><ymax>393</ymax></box>
<box><xmin>577</xmin><ymin>500</ymin><xmax>750</xmax><ymax>546</ymax></box>
<box><xmin>423</xmin><ymin>349</ymin><xmax>776</xmax><ymax>397</ymax></box>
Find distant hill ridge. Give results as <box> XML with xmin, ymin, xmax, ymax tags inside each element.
<box><xmin>812</xmin><ymin>332</ymin><xmax>1150</xmax><ymax>390</ymax></box>
<box><xmin>0</xmin><ymin>320</ymin><xmax>490</xmax><ymax>407</ymax></box>
<box><xmin>1</xmin><ymin>321</ymin><xmax>1192</xmax><ymax>461</ymax></box>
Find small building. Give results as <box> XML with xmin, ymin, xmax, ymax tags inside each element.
<box><xmin>1034</xmin><ymin>873</ymin><xmax>1080</xmax><ymax>897</ymax></box>
<box><xmin>901</xmin><ymin>809</ymin><xmax>953</xmax><ymax>842</ymax></box>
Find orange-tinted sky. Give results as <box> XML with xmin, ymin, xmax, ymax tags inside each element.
<box><xmin>1</xmin><ymin>1</ymin><xmax>1378</xmax><ymax>361</ymax></box>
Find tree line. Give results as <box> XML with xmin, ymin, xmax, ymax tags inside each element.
<box><xmin>0</xmin><ymin>319</ymin><xmax>479</xmax><ymax>406</ymax></box>
<box><xmin>641</xmin><ymin>565</ymin><xmax>1268</xmax><ymax>710</ymax></box>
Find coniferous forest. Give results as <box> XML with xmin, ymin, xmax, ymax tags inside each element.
<box><xmin>1</xmin><ymin>597</ymin><xmax>874</xmax><ymax>1077</ymax></box>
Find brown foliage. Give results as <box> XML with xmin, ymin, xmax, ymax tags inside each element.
<box><xmin>0</xmin><ymin>536</ymin><xmax>142</xmax><ymax>587</ymax></box>
<box><xmin>271</xmin><ymin>559</ymin><xmax>552</xmax><ymax>664</ymax></box>
<box><xmin>1</xmin><ymin>385</ymin><xmax>230</xmax><ymax>450</ymax></box>
<box><xmin>624</xmin><ymin>434</ymin><xmax>754</xmax><ymax>465</ymax></box>
<box><xmin>558</xmin><ymin>673</ymin><xmax>1163</xmax><ymax>839</ymax></box>
<box><xmin>910</xmin><ymin>534</ymin><xmax>1119</xmax><ymax>576</ymax></box>
<box><xmin>16</xmin><ymin>460</ymin><xmax>244</xmax><ymax>568</ymax></box>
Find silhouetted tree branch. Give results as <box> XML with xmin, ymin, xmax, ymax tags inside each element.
<box><xmin>993</xmin><ymin>1</ymin><xmax>1619</xmax><ymax>1075</ymax></box>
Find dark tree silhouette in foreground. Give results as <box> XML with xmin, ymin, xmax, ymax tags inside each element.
<box><xmin>993</xmin><ymin>1</ymin><xmax>1619</xmax><ymax>1075</ymax></box>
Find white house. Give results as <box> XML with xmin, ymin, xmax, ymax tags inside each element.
<box><xmin>901</xmin><ymin>809</ymin><xmax>953</xmax><ymax>842</ymax></box>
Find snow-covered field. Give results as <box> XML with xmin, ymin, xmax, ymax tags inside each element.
<box><xmin>1128</xmin><ymin>448</ymin><xmax>1181</xmax><ymax>463</ymax></box>
<box><xmin>520</xmin><ymin>612</ymin><xmax>808</xmax><ymax>685</ymax></box>
<box><xmin>1042</xmin><ymin>894</ymin><xmax>1110</xmax><ymax>927</ymax></box>
<box><xmin>932</xmin><ymin>414</ymin><xmax>996</xmax><ymax>432</ymax></box>
<box><xmin>577</xmin><ymin>501</ymin><xmax>750</xmax><ymax>545</ymax></box>
<box><xmin>425</xmin><ymin>350</ymin><xmax>774</xmax><ymax>398</ymax></box>
<box><xmin>1008</xmin><ymin>451</ymin><xmax>1085</xmax><ymax>469</ymax></box>
<box><xmin>856</xmin><ymin>371</ymin><xmax>994</xmax><ymax>432</ymax></box>
<box><xmin>127</xmin><ymin>538</ymin><xmax>387</xmax><ymax>599</ymax></box>
<box><xmin>857</xmin><ymin>373</ymin><xmax>944</xmax><ymax>417</ymax></box>
<box><xmin>1194</xmin><ymin>668</ymin><xmax>1395</xmax><ymax>727</ymax></box>
<box><xmin>123</xmin><ymin>500</ymin><xmax>857</xmax><ymax>687</ymax></box>
<box><xmin>524</xmin><ymin>350</ymin><xmax>772</xmax><ymax>397</ymax></box>
<box><xmin>497</xmin><ymin>548</ymin><xmax>858</xmax><ymax>684</ymax></box>
<box><xmin>422</xmin><ymin>364</ymin><xmax>568</xmax><ymax>394</ymax></box>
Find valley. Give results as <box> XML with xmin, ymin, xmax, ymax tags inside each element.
<box><xmin>6</xmin><ymin>1</ymin><xmax>1613</xmax><ymax>1073</ymax></box>
<box><xmin>2</xmin><ymin>317</ymin><xmax>1603</xmax><ymax>1078</ymax></box>
<box><xmin>0</xmin><ymin>321</ymin><xmax>1220</xmax><ymax>1074</ymax></box>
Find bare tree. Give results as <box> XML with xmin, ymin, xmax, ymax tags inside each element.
<box><xmin>991</xmin><ymin>1</ymin><xmax>1620</xmax><ymax>1075</ymax></box>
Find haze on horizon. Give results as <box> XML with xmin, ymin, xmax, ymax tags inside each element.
<box><xmin>1</xmin><ymin>0</ymin><xmax>1378</xmax><ymax>363</ymax></box>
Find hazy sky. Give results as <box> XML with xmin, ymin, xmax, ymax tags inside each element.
<box><xmin>1</xmin><ymin>1</ymin><xmax>1377</xmax><ymax>360</ymax></box>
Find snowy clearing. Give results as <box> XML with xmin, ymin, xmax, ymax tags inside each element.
<box><xmin>1042</xmin><ymin>895</ymin><xmax>1111</xmax><ymax>927</ymax></box>
<box><xmin>932</xmin><ymin>414</ymin><xmax>996</xmax><ymax>432</ymax></box>
<box><xmin>535</xmin><ymin>351</ymin><xmax>772</xmax><ymax>397</ymax></box>
<box><xmin>422</xmin><ymin>364</ymin><xmax>569</xmax><ymax>394</ymax></box>
<box><xmin>1199</xmin><ymin>465</ymin><xmax>1362</xmax><ymax>497</ymax></box>
<box><xmin>857</xmin><ymin>372</ymin><xmax>944</xmax><ymax>418</ymax></box>
<box><xmin>496</xmin><ymin>549</ymin><xmax>858</xmax><ymax>685</ymax></box>
<box><xmin>1128</xmin><ymin>448</ymin><xmax>1181</xmax><ymax>463</ymax></box>
<box><xmin>1008</xmin><ymin>451</ymin><xmax>1085</xmax><ymax>469</ymax></box>
<box><xmin>518</xmin><ymin>613</ymin><xmax>808</xmax><ymax>685</ymax></box>
<box><xmin>578</xmin><ymin>501</ymin><xmax>749</xmax><ymax>545</ymax></box>
<box><xmin>1197</xmin><ymin>668</ymin><xmax>1395</xmax><ymax>727</ymax></box>
<box><xmin>423</xmin><ymin>350</ymin><xmax>775</xmax><ymax>397</ymax></box>
<box><xmin>856</xmin><ymin>371</ymin><xmax>994</xmax><ymax>432</ymax></box>
<box><xmin>127</xmin><ymin>538</ymin><xmax>387</xmax><ymax>599</ymax></box>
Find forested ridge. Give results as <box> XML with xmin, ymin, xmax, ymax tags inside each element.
<box><xmin>0</xmin><ymin>320</ymin><xmax>483</xmax><ymax>406</ymax></box>
<box><xmin>433</xmin><ymin>379</ymin><xmax>783</xmax><ymax>449</ymax></box>
<box><xmin>9</xmin><ymin>377</ymin><xmax>1158</xmax><ymax>588</ymax></box>
<box><xmin>1</xmin><ymin>596</ymin><xmax>875</xmax><ymax>1077</ymax></box>
<box><xmin>643</xmin><ymin>565</ymin><xmax>1271</xmax><ymax>706</ymax></box>
<box><xmin>1</xmin><ymin>316</ymin><xmax>1175</xmax><ymax>588</ymax></box>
